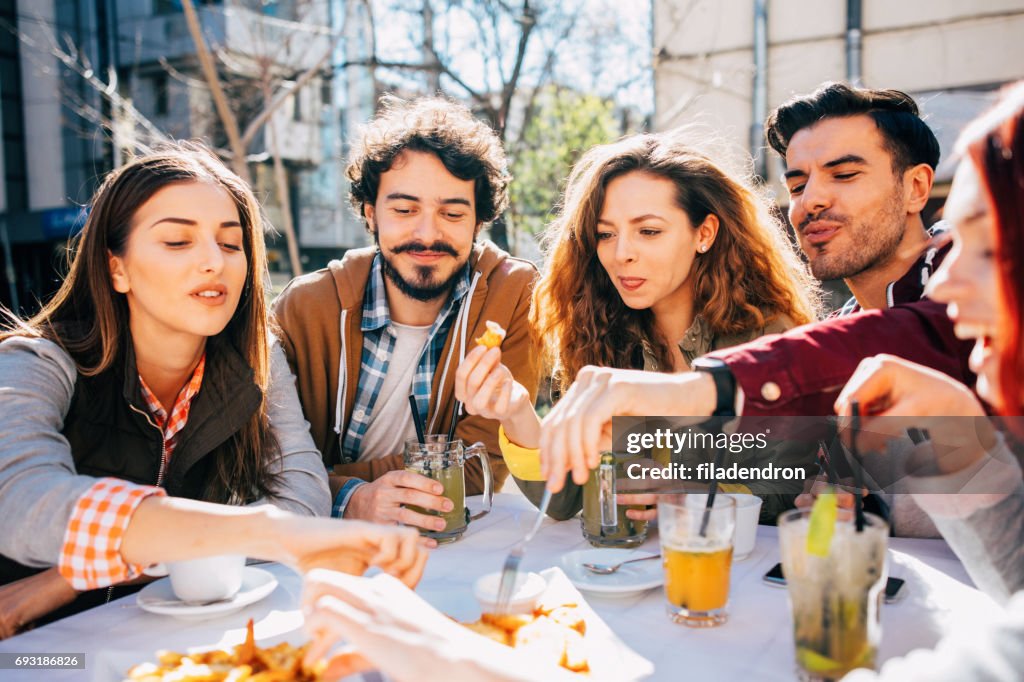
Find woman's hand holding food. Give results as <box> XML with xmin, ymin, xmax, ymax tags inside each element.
<box><xmin>456</xmin><ymin>345</ymin><xmax>539</xmax><ymax>448</ymax></box>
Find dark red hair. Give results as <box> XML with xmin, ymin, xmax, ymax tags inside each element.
<box><xmin>965</xmin><ymin>83</ymin><xmax>1024</xmax><ymax>416</ymax></box>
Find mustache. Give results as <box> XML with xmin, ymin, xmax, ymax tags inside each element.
<box><xmin>390</xmin><ymin>241</ymin><xmax>459</xmax><ymax>257</ymax></box>
<box><xmin>799</xmin><ymin>210</ymin><xmax>849</xmax><ymax>232</ymax></box>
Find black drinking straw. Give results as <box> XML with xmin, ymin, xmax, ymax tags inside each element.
<box><xmin>817</xmin><ymin>439</ymin><xmax>839</xmax><ymax>485</ymax></box>
<box><xmin>409</xmin><ymin>394</ymin><xmax>426</xmax><ymax>444</ymax></box>
<box><xmin>447</xmin><ymin>400</ymin><xmax>462</xmax><ymax>443</ymax></box>
<box><xmin>698</xmin><ymin>419</ymin><xmax>728</xmax><ymax>537</ymax></box>
<box><xmin>850</xmin><ymin>400</ymin><xmax>867</xmax><ymax>533</ymax></box>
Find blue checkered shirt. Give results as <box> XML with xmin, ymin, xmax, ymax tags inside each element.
<box><xmin>341</xmin><ymin>253</ymin><xmax>470</xmax><ymax>461</ymax></box>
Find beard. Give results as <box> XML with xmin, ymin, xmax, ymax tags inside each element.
<box><xmin>373</xmin><ymin>223</ymin><xmax>469</xmax><ymax>302</ymax></box>
<box><xmin>800</xmin><ymin>186</ymin><xmax>906</xmax><ymax>281</ymax></box>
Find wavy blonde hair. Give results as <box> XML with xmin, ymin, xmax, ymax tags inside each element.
<box><xmin>531</xmin><ymin>132</ymin><xmax>821</xmax><ymax>392</ymax></box>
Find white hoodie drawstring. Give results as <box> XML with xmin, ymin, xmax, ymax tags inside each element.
<box><xmin>429</xmin><ymin>270</ymin><xmax>482</xmax><ymax>433</ymax></box>
<box><xmin>334</xmin><ymin>308</ymin><xmax>348</xmax><ymax>436</ymax></box>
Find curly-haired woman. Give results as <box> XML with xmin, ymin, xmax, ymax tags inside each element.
<box><xmin>456</xmin><ymin>131</ymin><xmax>819</xmax><ymax>519</ymax></box>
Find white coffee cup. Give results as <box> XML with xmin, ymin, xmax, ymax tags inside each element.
<box><xmin>167</xmin><ymin>555</ymin><xmax>245</xmax><ymax>604</ymax></box>
<box><xmin>727</xmin><ymin>494</ymin><xmax>762</xmax><ymax>560</ymax></box>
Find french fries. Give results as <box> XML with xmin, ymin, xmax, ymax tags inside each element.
<box><xmin>462</xmin><ymin>602</ymin><xmax>590</xmax><ymax>674</ymax></box>
<box><xmin>125</xmin><ymin>620</ymin><xmax>324</xmax><ymax>682</ymax></box>
<box><xmin>474</xmin><ymin>320</ymin><xmax>506</xmax><ymax>349</ymax></box>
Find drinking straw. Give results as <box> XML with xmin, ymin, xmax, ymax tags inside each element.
<box><xmin>850</xmin><ymin>400</ymin><xmax>866</xmax><ymax>533</ymax></box>
<box><xmin>698</xmin><ymin>418</ymin><xmax>728</xmax><ymax>537</ymax></box>
<box><xmin>409</xmin><ymin>394</ymin><xmax>426</xmax><ymax>444</ymax></box>
<box><xmin>447</xmin><ymin>400</ymin><xmax>462</xmax><ymax>443</ymax></box>
<box><xmin>817</xmin><ymin>439</ymin><xmax>839</xmax><ymax>485</ymax></box>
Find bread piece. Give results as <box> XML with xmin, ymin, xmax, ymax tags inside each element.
<box><xmin>463</xmin><ymin>620</ymin><xmax>512</xmax><ymax>646</ymax></box>
<box><xmin>474</xmin><ymin>321</ymin><xmax>506</xmax><ymax>349</ymax></box>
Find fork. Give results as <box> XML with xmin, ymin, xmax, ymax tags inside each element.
<box><xmin>494</xmin><ymin>488</ymin><xmax>552</xmax><ymax>614</ymax></box>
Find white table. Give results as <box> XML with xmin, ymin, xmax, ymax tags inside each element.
<box><xmin>0</xmin><ymin>493</ymin><xmax>1001</xmax><ymax>681</ymax></box>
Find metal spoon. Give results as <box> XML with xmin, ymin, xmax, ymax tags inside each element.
<box><xmin>582</xmin><ymin>554</ymin><xmax>661</xmax><ymax>575</ymax></box>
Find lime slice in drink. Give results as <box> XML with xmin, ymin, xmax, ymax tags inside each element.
<box><xmin>806</xmin><ymin>490</ymin><xmax>837</xmax><ymax>557</ymax></box>
<box><xmin>796</xmin><ymin>647</ymin><xmax>842</xmax><ymax>675</ymax></box>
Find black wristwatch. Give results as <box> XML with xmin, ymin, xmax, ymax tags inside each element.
<box><xmin>691</xmin><ymin>357</ymin><xmax>737</xmax><ymax>417</ymax></box>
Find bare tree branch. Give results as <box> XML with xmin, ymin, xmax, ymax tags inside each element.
<box><xmin>0</xmin><ymin>17</ymin><xmax>168</xmax><ymax>146</ymax></box>
<box><xmin>181</xmin><ymin>0</ymin><xmax>249</xmax><ymax>181</ymax></box>
<box><xmin>239</xmin><ymin>37</ymin><xmax>337</xmax><ymax>150</ymax></box>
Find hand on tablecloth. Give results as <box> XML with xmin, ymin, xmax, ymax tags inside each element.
<box><xmin>301</xmin><ymin>569</ymin><xmax>576</xmax><ymax>682</ymax></box>
<box><xmin>267</xmin><ymin>516</ymin><xmax>429</xmax><ymax>588</ymax></box>
<box><xmin>0</xmin><ymin>567</ymin><xmax>77</xmax><ymax>639</ymax></box>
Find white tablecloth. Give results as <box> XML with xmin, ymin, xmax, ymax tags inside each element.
<box><xmin>0</xmin><ymin>493</ymin><xmax>1001</xmax><ymax>681</ymax></box>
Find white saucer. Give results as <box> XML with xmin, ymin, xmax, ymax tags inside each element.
<box><xmin>137</xmin><ymin>566</ymin><xmax>277</xmax><ymax>620</ymax></box>
<box><xmin>559</xmin><ymin>549</ymin><xmax>663</xmax><ymax>597</ymax></box>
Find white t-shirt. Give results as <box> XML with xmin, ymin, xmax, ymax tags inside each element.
<box><xmin>358</xmin><ymin>322</ymin><xmax>432</xmax><ymax>461</ymax></box>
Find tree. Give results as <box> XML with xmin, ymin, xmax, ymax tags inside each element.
<box><xmin>508</xmin><ymin>86</ymin><xmax>621</xmax><ymax>253</ymax></box>
<box><xmin>353</xmin><ymin>0</ymin><xmax>652</xmax><ymax>253</ymax></box>
<box><xmin>181</xmin><ymin>0</ymin><xmax>341</xmax><ymax>277</ymax></box>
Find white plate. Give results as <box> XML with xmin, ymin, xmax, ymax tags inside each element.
<box><xmin>136</xmin><ymin>566</ymin><xmax>277</xmax><ymax>620</ymax></box>
<box><xmin>559</xmin><ymin>548</ymin><xmax>663</xmax><ymax>597</ymax></box>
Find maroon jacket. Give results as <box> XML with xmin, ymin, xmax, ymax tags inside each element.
<box><xmin>707</xmin><ymin>238</ymin><xmax>975</xmax><ymax>416</ymax></box>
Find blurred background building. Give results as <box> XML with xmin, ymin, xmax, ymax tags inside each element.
<box><xmin>654</xmin><ymin>0</ymin><xmax>1024</xmax><ymax>208</ymax></box>
<box><xmin>653</xmin><ymin>0</ymin><xmax>1024</xmax><ymax>306</ymax></box>
<box><xmin>6</xmin><ymin>1</ymin><xmax>1020</xmax><ymax>314</ymax></box>
<box><xmin>1</xmin><ymin>0</ymin><xmax>646</xmax><ymax>314</ymax></box>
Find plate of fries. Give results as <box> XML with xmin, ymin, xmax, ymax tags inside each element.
<box><xmin>120</xmin><ymin>619</ymin><xmax>323</xmax><ymax>681</ymax></box>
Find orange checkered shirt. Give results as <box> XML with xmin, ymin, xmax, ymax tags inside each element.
<box><xmin>58</xmin><ymin>354</ymin><xmax>206</xmax><ymax>591</ymax></box>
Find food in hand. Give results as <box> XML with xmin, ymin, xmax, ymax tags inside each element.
<box><xmin>124</xmin><ymin>619</ymin><xmax>324</xmax><ymax>681</ymax></box>
<box><xmin>474</xmin><ymin>320</ymin><xmax>506</xmax><ymax>349</ymax></box>
<box><xmin>462</xmin><ymin>602</ymin><xmax>589</xmax><ymax>673</ymax></box>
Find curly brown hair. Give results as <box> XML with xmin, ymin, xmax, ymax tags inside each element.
<box><xmin>346</xmin><ymin>95</ymin><xmax>510</xmax><ymax>228</ymax></box>
<box><xmin>531</xmin><ymin>132</ymin><xmax>821</xmax><ymax>392</ymax></box>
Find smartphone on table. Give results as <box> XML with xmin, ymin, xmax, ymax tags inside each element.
<box><xmin>762</xmin><ymin>563</ymin><xmax>906</xmax><ymax>603</ymax></box>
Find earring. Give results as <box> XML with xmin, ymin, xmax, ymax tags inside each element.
<box><xmin>699</xmin><ymin>244</ymin><xmax>709</xmax><ymax>253</ymax></box>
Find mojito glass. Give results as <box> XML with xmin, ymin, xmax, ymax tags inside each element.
<box><xmin>778</xmin><ymin>508</ymin><xmax>888</xmax><ymax>681</ymax></box>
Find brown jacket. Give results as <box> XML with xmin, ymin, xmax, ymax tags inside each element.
<box><xmin>273</xmin><ymin>241</ymin><xmax>540</xmax><ymax>494</ymax></box>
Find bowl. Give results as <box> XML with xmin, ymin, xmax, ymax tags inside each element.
<box><xmin>473</xmin><ymin>571</ymin><xmax>546</xmax><ymax>615</ymax></box>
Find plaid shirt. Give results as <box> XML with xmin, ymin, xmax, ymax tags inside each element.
<box><xmin>341</xmin><ymin>254</ymin><xmax>470</xmax><ymax>460</ymax></box>
<box><xmin>58</xmin><ymin>355</ymin><xmax>206</xmax><ymax>591</ymax></box>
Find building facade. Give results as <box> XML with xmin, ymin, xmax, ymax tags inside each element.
<box><xmin>0</xmin><ymin>0</ymin><xmax>375</xmax><ymax>314</ymax></box>
<box><xmin>653</xmin><ymin>0</ymin><xmax>1024</xmax><ymax>194</ymax></box>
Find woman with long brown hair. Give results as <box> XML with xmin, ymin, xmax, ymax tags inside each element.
<box><xmin>0</xmin><ymin>144</ymin><xmax>425</xmax><ymax>637</ymax></box>
<box><xmin>456</xmin><ymin>131</ymin><xmax>819</xmax><ymax>518</ymax></box>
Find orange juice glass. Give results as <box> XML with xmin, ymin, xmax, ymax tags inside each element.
<box><xmin>657</xmin><ymin>494</ymin><xmax>736</xmax><ymax>627</ymax></box>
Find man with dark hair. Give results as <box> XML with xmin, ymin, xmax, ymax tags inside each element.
<box><xmin>274</xmin><ymin>97</ymin><xmax>540</xmax><ymax>534</ymax></box>
<box><xmin>766</xmin><ymin>81</ymin><xmax>942</xmax><ymax>312</ymax></box>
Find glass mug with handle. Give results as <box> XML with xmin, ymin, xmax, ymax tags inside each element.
<box><xmin>403</xmin><ymin>435</ymin><xmax>493</xmax><ymax>544</ymax></box>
